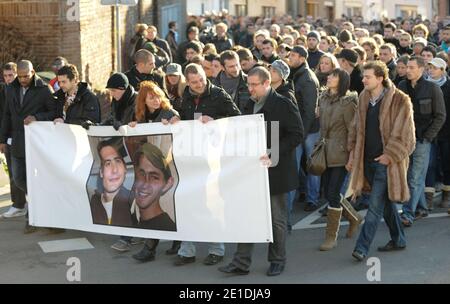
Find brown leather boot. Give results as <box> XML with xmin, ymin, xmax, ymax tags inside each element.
<box><xmin>340</xmin><ymin>197</ymin><xmax>363</xmax><ymax>238</ymax></box>
<box><xmin>319</xmin><ymin>207</ymin><xmax>342</xmax><ymax>251</ymax></box>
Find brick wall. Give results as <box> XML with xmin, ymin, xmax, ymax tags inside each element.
<box><xmin>0</xmin><ymin>0</ymin><xmax>61</xmax><ymax>70</ymax></box>
<box><xmin>0</xmin><ymin>0</ymin><xmax>155</xmax><ymax>90</ymax></box>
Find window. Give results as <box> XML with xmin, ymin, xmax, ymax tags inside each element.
<box><xmin>346</xmin><ymin>7</ymin><xmax>362</xmax><ymax>18</ymax></box>
<box><xmin>262</xmin><ymin>6</ymin><xmax>276</xmax><ymax>18</ymax></box>
<box><xmin>307</xmin><ymin>2</ymin><xmax>319</xmax><ymax>18</ymax></box>
<box><xmin>220</xmin><ymin>0</ymin><xmax>229</xmax><ymax>10</ymax></box>
<box><xmin>396</xmin><ymin>5</ymin><xmax>418</xmax><ymax>19</ymax></box>
<box><xmin>235</xmin><ymin>5</ymin><xmax>247</xmax><ymax>17</ymax></box>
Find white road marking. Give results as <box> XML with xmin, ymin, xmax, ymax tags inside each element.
<box><xmin>292</xmin><ymin>209</ymin><xmax>449</xmax><ymax>230</ymax></box>
<box><xmin>39</xmin><ymin>238</ymin><xmax>94</xmax><ymax>253</ymax></box>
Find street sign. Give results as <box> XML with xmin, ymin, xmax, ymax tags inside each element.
<box><xmin>100</xmin><ymin>0</ymin><xmax>138</xmax><ymax>71</ymax></box>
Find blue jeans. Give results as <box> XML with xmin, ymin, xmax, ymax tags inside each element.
<box><xmin>298</xmin><ymin>132</ymin><xmax>321</xmax><ymax>205</ymax></box>
<box><xmin>354</xmin><ymin>161</ymin><xmax>406</xmax><ymax>256</ymax></box>
<box><xmin>287</xmin><ymin>144</ymin><xmax>302</xmax><ymax>225</ymax></box>
<box><xmin>425</xmin><ymin>143</ymin><xmax>438</xmax><ymax>189</ymax></box>
<box><xmin>178</xmin><ymin>242</ymin><xmax>225</xmax><ymax>258</ymax></box>
<box><xmin>5</xmin><ymin>146</ymin><xmax>26</xmax><ymax>209</ymax></box>
<box><xmin>402</xmin><ymin>141</ymin><xmax>431</xmax><ymax>223</ymax></box>
<box><xmin>438</xmin><ymin>139</ymin><xmax>450</xmax><ymax>187</ymax></box>
<box><xmin>11</xmin><ymin>156</ymin><xmax>27</xmax><ymax>194</ymax></box>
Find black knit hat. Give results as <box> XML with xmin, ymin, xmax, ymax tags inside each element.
<box><xmin>106</xmin><ymin>73</ymin><xmax>129</xmax><ymax>90</ymax></box>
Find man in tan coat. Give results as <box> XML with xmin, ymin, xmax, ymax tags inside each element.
<box><xmin>347</xmin><ymin>61</ymin><xmax>416</xmax><ymax>261</ymax></box>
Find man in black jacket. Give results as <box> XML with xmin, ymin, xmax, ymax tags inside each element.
<box><xmin>398</xmin><ymin>56</ymin><xmax>446</xmax><ymax>227</ymax></box>
<box><xmin>146</xmin><ymin>25</ymin><xmax>173</xmax><ymax>63</ymax></box>
<box><xmin>261</xmin><ymin>39</ymin><xmax>280</xmax><ymax>64</ymax></box>
<box><xmin>336</xmin><ymin>48</ymin><xmax>364</xmax><ymax>94</ymax></box>
<box><xmin>270</xmin><ymin>60</ymin><xmax>296</xmax><ymax>105</ymax></box>
<box><xmin>211</xmin><ymin>22</ymin><xmax>233</xmax><ymax>54</ymax></box>
<box><xmin>165</xmin><ymin>21</ymin><xmax>178</xmax><ymax>60</ymax></box>
<box><xmin>213</xmin><ymin>50</ymin><xmax>250</xmax><ymax>112</ymax></box>
<box><xmin>125</xmin><ymin>49</ymin><xmax>165</xmax><ymax>91</ymax></box>
<box><xmin>177</xmin><ymin>26</ymin><xmax>204</xmax><ymax>65</ymax></box>
<box><xmin>219</xmin><ymin>67</ymin><xmax>304</xmax><ymax>277</ymax></box>
<box><xmin>169</xmin><ymin>63</ymin><xmax>240</xmax><ymax>267</ymax></box>
<box><xmin>0</xmin><ymin>60</ymin><xmax>57</xmax><ymax>232</ymax></box>
<box><xmin>288</xmin><ymin>46</ymin><xmax>321</xmax><ymax>211</ymax></box>
<box><xmin>179</xmin><ymin>63</ymin><xmax>241</xmax><ymax>121</ymax></box>
<box><xmin>104</xmin><ymin>73</ymin><xmax>137</xmax><ymax>129</ymax></box>
<box><xmin>379</xmin><ymin>44</ymin><xmax>397</xmax><ymax>81</ymax></box>
<box><xmin>0</xmin><ymin>62</ymin><xmax>27</xmax><ymax>219</ymax></box>
<box><xmin>53</xmin><ymin>64</ymin><xmax>100</xmax><ymax>126</ymax></box>
<box><xmin>306</xmin><ymin>31</ymin><xmax>325</xmax><ymax>71</ymax></box>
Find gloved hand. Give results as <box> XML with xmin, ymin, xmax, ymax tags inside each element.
<box><xmin>100</xmin><ymin>115</ymin><xmax>114</xmax><ymax>126</ymax></box>
<box><xmin>112</xmin><ymin>119</ymin><xmax>122</xmax><ymax>131</ymax></box>
<box><xmin>81</xmin><ymin>120</ymin><xmax>94</xmax><ymax>130</ymax></box>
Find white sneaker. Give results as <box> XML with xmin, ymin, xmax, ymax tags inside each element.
<box><xmin>2</xmin><ymin>206</ymin><xmax>27</xmax><ymax>218</ymax></box>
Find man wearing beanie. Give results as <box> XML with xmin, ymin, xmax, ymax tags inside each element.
<box><xmin>270</xmin><ymin>60</ymin><xmax>296</xmax><ymax>105</ymax></box>
<box><xmin>288</xmin><ymin>46</ymin><xmax>321</xmax><ymax>212</ymax></box>
<box><xmin>105</xmin><ymin>72</ymin><xmax>137</xmax><ymax>128</ymax></box>
<box><xmin>306</xmin><ymin>31</ymin><xmax>325</xmax><ymax>70</ymax></box>
<box><xmin>106</xmin><ymin>71</ymin><xmax>141</xmax><ymax>253</ymax></box>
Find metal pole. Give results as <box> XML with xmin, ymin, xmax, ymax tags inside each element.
<box><xmin>116</xmin><ymin>0</ymin><xmax>122</xmax><ymax>72</ymax></box>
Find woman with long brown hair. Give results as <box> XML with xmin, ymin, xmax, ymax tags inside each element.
<box><xmin>128</xmin><ymin>80</ymin><xmax>179</xmax><ymax>127</ymax></box>
<box><xmin>164</xmin><ymin>63</ymin><xmax>186</xmax><ymax>113</ymax></box>
<box><xmin>316</xmin><ymin>68</ymin><xmax>362</xmax><ymax>251</ymax></box>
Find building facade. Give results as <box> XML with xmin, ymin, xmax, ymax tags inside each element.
<box><xmin>0</xmin><ymin>0</ymin><xmax>155</xmax><ymax>89</ymax></box>
<box><xmin>335</xmin><ymin>0</ymin><xmax>434</xmax><ymax>21</ymax></box>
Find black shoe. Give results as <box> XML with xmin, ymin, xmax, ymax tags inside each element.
<box><xmin>352</xmin><ymin>250</ymin><xmax>366</xmax><ymax>262</ymax></box>
<box><xmin>174</xmin><ymin>255</ymin><xmax>195</xmax><ymax>266</ymax></box>
<box><xmin>218</xmin><ymin>263</ymin><xmax>249</xmax><ymax>275</ymax></box>
<box><xmin>203</xmin><ymin>254</ymin><xmax>224</xmax><ymax>266</ymax></box>
<box><xmin>24</xmin><ymin>223</ymin><xmax>37</xmax><ymax>234</ymax></box>
<box><xmin>165</xmin><ymin>241</ymin><xmax>181</xmax><ymax>255</ymax></box>
<box><xmin>132</xmin><ymin>245</ymin><xmax>156</xmax><ymax>262</ymax></box>
<box><xmin>46</xmin><ymin>228</ymin><xmax>66</xmax><ymax>234</ymax></box>
<box><xmin>401</xmin><ymin>216</ymin><xmax>412</xmax><ymax>227</ymax></box>
<box><xmin>298</xmin><ymin>192</ymin><xmax>306</xmax><ymax>202</ymax></box>
<box><xmin>266</xmin><ymin>263</ymin><xmax>285</xmax><ymax>276</ymax></box>
<box><xmin>414</xmin><ymin>209</ymin><xmax>428</xmax><ymax>220</ymax></box>
<box><xmin>377</xmin><ymin>240</ymin><xmax>406</xmax><ymax>252</ymax></box>
<box><xmin>304</xmin><ymin>202</ymin><xmax>318</xmax><ymax>212</ymax></box>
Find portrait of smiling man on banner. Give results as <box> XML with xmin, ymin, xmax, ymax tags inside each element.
<box><xmin>88</xmin><ymin>137</ymin><xmax>134</xmax><ymax>227</ymax></box>
<box><xmin>130</xmin><ymin>141</ymin><xmax>177</xmax><ymax>232</ymax></box>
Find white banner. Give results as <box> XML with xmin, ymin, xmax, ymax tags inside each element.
<box><xmin>25</xmin><ymin>115</ymin><xmax>273</xmax><ymax>243</ymax></box>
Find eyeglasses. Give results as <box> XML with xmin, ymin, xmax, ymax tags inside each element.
<box><xmin>247</xmin><ymin>82</ymin><xmax>263</xmax><ymax>88</ymax></box>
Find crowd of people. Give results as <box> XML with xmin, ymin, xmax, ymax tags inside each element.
<box><xmin>1</xmin><ymin>12</ymin><xmax>450</xmax><ymax>277</ymax></box>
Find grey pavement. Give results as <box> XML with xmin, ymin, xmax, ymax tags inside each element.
<box><xmin>0</xmin><ymin>186</ymin><xmax>449</xmax><ymax>284</ymax></box>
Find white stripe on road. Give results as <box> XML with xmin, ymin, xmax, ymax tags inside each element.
<box><xmin>292</xmin><ymin>210</ymin><xmax>449</xmax><ymax>230</ymax></box>
<box><xmin>39</xmin><ymin>238</ymin><xmax>94</xmax><ymax>253</ymax></box>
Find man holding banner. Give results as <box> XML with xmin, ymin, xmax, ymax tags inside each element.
<box><xmin>219</xmin><ymin>67</ymin><xmax>304</xmax><ymax>276</ymax></box>
<box><xmin>0</xmin><ymin>60</ymin><xmax>57</xmax><ymax>233</ymax></box>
